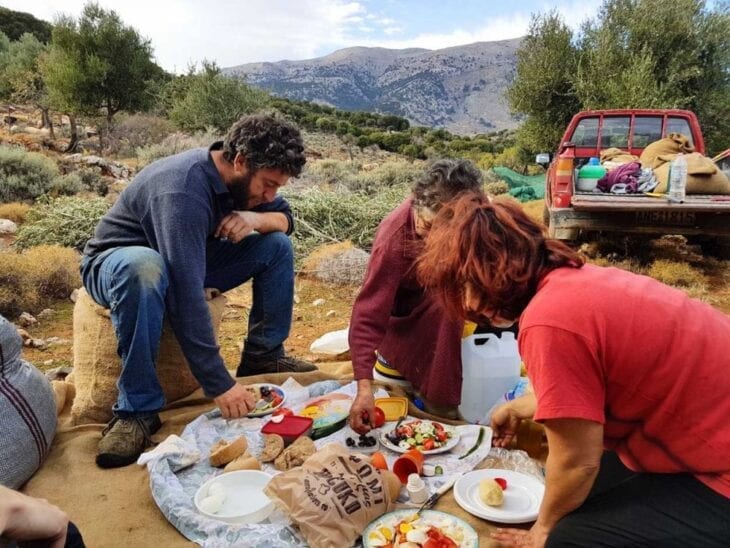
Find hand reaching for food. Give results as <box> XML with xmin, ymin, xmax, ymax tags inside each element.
<box><xmin>214</xmin><ymin>383</ymin><xmax>256</xmax><ymax>419</ymax></box>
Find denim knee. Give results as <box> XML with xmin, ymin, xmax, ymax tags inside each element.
<box><xmin>115</xmin><ymin>248</ymin><xmax>169</xmax><ymax>293</ymax></box>
<box><xmin>263</xmin><ymin>231</ymin><xmax>293</xmax><ymax>264</ymax></box>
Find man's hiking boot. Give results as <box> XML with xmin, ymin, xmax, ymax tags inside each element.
<box><xmin>237</xmin><ymin>356</ymin><xmax>318</xmax><ymax>377</ymax></box>
<box><xmin>96</xmin><ymin>414</ymin><xmax>162</xmax><ymax>469</ymax></box>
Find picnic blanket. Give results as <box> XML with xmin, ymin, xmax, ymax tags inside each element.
<box><xmin>21</xmin><ymin>362</ymin><xmax>545</xmax><ymax>547</ymax></box>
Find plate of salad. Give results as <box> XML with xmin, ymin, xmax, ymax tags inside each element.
<box><xmin>379</xmin><ymin>419</ymin><xmax>459</xmax><ymax>455</ymax></box>
<box><xmin>245</xmin><ymin>383</ymin><xmax>286</xmax><ymax>417</ymax></box>
<box><xmin>363</xmin><ymin>509</ymin><xmax>478</xmax><ymax>547</ymax></box>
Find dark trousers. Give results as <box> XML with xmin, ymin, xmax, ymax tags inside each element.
<box><xmin>546</xmin><ymin>452</ymin><xmax>730</xmax><ymax>547</ymax></box>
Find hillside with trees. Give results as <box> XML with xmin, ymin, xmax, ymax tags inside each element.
<box><xmin>508</xmin><ymin>0</ymin><xmax>729</xmax><ymax>156</ymax></box>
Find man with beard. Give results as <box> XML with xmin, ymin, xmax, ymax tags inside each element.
<box><xmin>81</xmin><ymin>114</ymin><xmax>317</xmax><ymax>468</ymax></box>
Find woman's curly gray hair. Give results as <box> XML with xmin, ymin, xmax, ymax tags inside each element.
<box><xmin>222</xmin><ymin>113</ymin><xmax>306</xmax><ymax>176</ymax></box>
<box><xmin>412</xmin><ymin>159</ymin><xmax>483</xmax><ymax>212</ymax></box>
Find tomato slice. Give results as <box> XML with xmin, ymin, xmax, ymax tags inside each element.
<box><xmin>423</xmin><ymin>438</ymin><xmax>435</xmax><ymax>450</ymax></box>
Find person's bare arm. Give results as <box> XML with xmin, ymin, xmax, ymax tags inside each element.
<box><xmin>215</xmin><ymin>211</ymin><xmax>288</xmax><ymax>242</ymax></box>
<box><xmin>492</xmin><ymin>418</ymin><xmax>604</xmax><ymax>547</ymax></box>
<box><xmin>0</xmin><ymin>486</ymin><xmax>68</xmax><ymax>548</ymax></box>
<box><xmin>349</xmin><ymin>379</ymin><xmax>376</xmax><ymax>434</ymax></box>
<box><xmin>491</xmin><ymin>392</ymin><xmax>537</xmax><ymax>447</ymax></box>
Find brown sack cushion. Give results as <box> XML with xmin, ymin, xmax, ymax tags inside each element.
<box><xmin>640</xmin><ymin>133</ymin><xmax>695</xmax><ymax>169</ymax></box>
<box><xmin>600</xmin><ymin>148</ymin><xmax>639</xmax><ymax>164</ymax></box>
<box><xmin>69</xmin><ymin>288</ymin><xmax>226</xmax><ymax>425</ymax></box>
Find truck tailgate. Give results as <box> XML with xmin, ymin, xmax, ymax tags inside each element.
<box><xmin>571</xmin><ymin>194</ymin><xmax>730</xmax><ymax>212</ymax></box>
<box><xmin>548</xmin><ymin>194</ymin><xmax>730</xmax><ymax>238</ymax></box>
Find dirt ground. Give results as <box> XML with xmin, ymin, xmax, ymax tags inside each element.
<box><xmin>21</xmin><ymin>244</ymin><xmax>730</xmax><ymax>373</ymax></box>
<box><xmin>22</xmin><ymin>275</ymin><xmax>362</xmax><ymax>371</ymax></box>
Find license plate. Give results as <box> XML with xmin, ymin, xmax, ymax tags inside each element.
<box><xmin>634</xmin><ymin>210</ymin><xmax>696</xmax><ymax>226</ymax></box>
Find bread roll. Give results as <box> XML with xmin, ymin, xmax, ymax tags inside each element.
<box><xmin>478</xmin><ymin>478</ymin><xmax>504</xmax><ymax>507</ymax></box>
<box><xmin>223</xmin><ymin>452</ymin><xmax>262</xmax><ymax>472</ymax></box>
<box><xmin>259</xmin><ymin>434</ymin><xmax>285</xmax><ymax>462</ymax></box>
<box><xmin>274</xmin><ymin>436</ymin><xmax>316</xmax><ymax>471</ymax></box>
<box><xmin>209</xmin><ymin>436</ymin><xmax>247</xmax><ymax>467</ymax></box>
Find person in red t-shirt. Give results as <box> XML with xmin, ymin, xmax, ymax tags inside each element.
<box><xmin>417</xmin><ymin>192</ymin><xmax>730</xmax><ymax>547</ymax></box>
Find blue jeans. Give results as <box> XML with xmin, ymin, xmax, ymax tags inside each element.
<box><xmin>80</xmin><ymin>232</ymin><xmax>294</xmax><ymax>416</ymax></box>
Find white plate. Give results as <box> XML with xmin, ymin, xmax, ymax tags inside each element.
<box><xmin>245</xmin><ymin>383</ymin><xmax>286</xmax><ymax>418</ymax></box>
<box><xmin>362</xmin><ymin>509</ymin><xmax>478</xmax><ymax>547</ymax></box>
<box><xmin>379</xmin><ymin>420</ymin><xmax>460</xmax><ymax>455</ymax></box>
<box><xmin>194</xmin><ymin>470</ymin><xmax>274</xmax><ymax>524</ymax></box>
<box><xmin>454</xmin><ymin>469</ymin><xmax>544</xmax><ymax>524</ymax></box>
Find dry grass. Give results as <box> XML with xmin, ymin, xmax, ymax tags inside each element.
<box><xmin>521</xmin><ymin>199</ymin><xmax>545</xmax><ymax>225</ymax></box>
<box><xmin>0</xmin><ymin>245</ymin><xmax>81</xmax><ymax>318</ymax></box>
<box><xmin>0</xmin><ymin>202</ymin><xmax>31</xmax><ymax>224</ymax></box>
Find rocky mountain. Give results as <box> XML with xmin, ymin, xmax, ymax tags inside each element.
<box><xmin>224</xmin><ymin>38</ymin><xmax>522</xmax><ymax>135</ymax></box>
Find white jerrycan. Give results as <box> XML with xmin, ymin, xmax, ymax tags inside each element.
<box><xmin>459</xmin><ymin>332</ymin><xmax>521</xmax><ymax>424</ymax></box>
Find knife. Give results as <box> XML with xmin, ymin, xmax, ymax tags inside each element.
<box><xmin>415</xmin><ymin>474</ymin><xmax>461</xmax><ymax>516</ymax></box>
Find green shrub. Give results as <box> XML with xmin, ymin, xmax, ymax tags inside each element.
<box><xmin>0</xmin><ymin>145</ymin><xmax>60</xmax><ymax>202</ymax></box>
<box><xmin>136</xmin><ymin>129</ymin><xmax>221</xmax><ymax>166</ymax></box>
<box><xmin>284</xmin><ymin>184</ymin><xmax>408</xmax><ymax>260</ymax></box>
<box><xmin>0</xmin><ymin>245</ymin><xmax>81</xmax><ymax>318</ymax></box>
<box><xmin>14</xmin><ymin>196</ymin><xmax>109</xmax><ymax>251</ymax></box>
<box><xmin>50</xmin><ymin>173</ymin><xmax>84</xmax><ymax>196</ymax></box>
<box><xmin>106</xmin><ymin>114</ymin><xmax>176</xmax><ymax>158</ymax></box>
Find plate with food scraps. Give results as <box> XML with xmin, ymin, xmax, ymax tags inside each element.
<box><xmin>245</xmin><ymin>383</ymin><xmax>286</xmax><ymax>418</ymax></box>
<box><xmin>379</xmin><ymin>419</ymin><xmax>459</xmax><ymax>455</ymax></box>
<box><xmin>363</xmin><ymin>508</ymin><xmax>478</xmax><ymax>547</ymax></box>
<box><xmin>454</xmin><ymin>469</ymin><xmax>544</xmax><ymax>524</ymax></box>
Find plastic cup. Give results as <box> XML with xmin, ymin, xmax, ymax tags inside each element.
<box><xmin>392</xmin><ymin>449</ymin><xmax>424</xmax><ymax>484</ymax></box>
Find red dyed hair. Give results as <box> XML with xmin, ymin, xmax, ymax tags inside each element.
<box><xmin>416</xmin><ymin>192</ymin><xmax>584</xmax><ymax>322</ymax></box>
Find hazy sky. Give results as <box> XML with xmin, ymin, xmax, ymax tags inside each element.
<box><xmin>4</xmin><ymin>0</ymin><xmax>603</xmax><ymax>72</ymax></box>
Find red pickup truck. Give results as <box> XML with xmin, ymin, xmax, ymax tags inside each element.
<box><xmin>541</xmin><ymin>109</ymin><xmax>730</xmax><ymax>253</ymax></box>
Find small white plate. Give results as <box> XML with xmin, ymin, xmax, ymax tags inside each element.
<box><xmin>379</xmin><ymin>420</ymin><xmax>460</xmax><ymax>455</ymax></box>
<box><xmin>454</xmin><ymin>469</ymin><xmax>545</xmax><ymax>524</ymax></box>
<box><xmin>245</xmin><ymin>383</ymin><xmax>286</xmax><ymax>418</ymax></box>
<box><xmin>194</xmin><ymin>470</ymin><xmax>274</xmax><ymax>524</ymax></box>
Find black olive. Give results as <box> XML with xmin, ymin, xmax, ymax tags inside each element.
<box><xmin>346</xmin><ymin>437</ymin><xmax>356</xmax><ymax>447</ymax></box>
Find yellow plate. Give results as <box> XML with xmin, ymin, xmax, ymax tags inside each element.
<box><xmin>374</xmin><ymin>397</ymin><xmax>408</xmax><ymax>421</ymax></box>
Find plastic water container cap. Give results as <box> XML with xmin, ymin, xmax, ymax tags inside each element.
<box><xmin>588</xmin><ymin>157</ymin><xmax>600</xmax><ymax>165</ymax></box>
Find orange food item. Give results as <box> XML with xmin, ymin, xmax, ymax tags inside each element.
<box><xmin>370</xmin><ymin>451</ymin><xmax>388</xmax><ymax>470</ymax></box>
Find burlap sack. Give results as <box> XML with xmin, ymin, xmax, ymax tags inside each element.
<box><xmin>264</xmin><ymin>444</ymin><xmax>397</xmax><ymax>548</ymax></box>
<box><xmin>652</xmin><ymin>152</ymin><xmax>730</xmax><ymax>194</ymax></box>
<box><xmin>70</xmin><ymin>288</ymin><xmax>226</xmax><ymax>425</ymax></box>
<box><xmin>600</xmin><ymin>147</ymin><xmax>639</xmax><ymax>164</ymax></box>
<box><xmin>640</xmin><ymin>133</ymin><xmax>695</xmax><ymax>168</ymax></box>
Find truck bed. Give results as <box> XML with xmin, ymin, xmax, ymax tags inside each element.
<box><xmin>549</xmin><ymin>193</ymin><xmax>730</xmax><ymax>239</ymax></box>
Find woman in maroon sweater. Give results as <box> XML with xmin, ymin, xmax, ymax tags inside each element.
<box><xmin>348</xmin><ymin>160</ymin><xmax>483</xmax><ymax>433</ymax></box>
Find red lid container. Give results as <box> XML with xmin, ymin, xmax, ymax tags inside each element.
<box><xmin>261</xmin><ymin>416</ymin><xmax>313</xmax><ymax>446</ymax></box>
